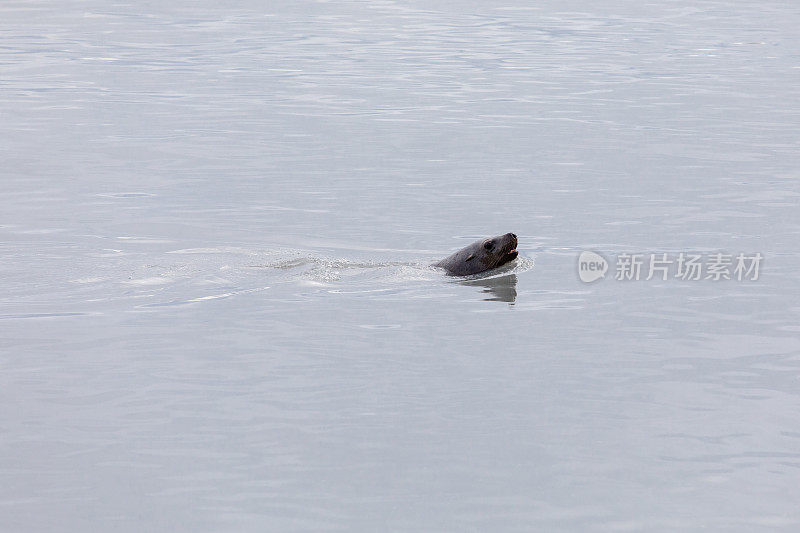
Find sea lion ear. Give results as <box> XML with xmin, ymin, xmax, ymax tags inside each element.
<box><xmin>465</xmin><ymin>254</ymin><xmax>475</xmax><ymax>262</ymax></box>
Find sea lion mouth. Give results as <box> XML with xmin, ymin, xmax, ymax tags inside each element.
<box><xmin>499</xmin><ymin>249</ymin><xmax>518</xmax><ymax>265</ymax></box>
<box><xmin>498</xmin><ymin>233</ymin><xmax>518</xmax><ymax>266</ymax></box>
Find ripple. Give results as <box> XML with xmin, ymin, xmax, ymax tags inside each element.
<box><xmin>96</xmin><ymin>192</ymin><xmax>156</xmax><ymax>198</ymax></box>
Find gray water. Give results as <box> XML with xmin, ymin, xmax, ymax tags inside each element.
<box><xmin>2</xmin><ymin>1</ymin><xmax>800</xmax><ymax>531</ymax></box>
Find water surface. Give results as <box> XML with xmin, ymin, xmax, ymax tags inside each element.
<box><xmin>2</xmin><ymin>1</ymin><xmax>799</xmax><ymax>531</ymax></box>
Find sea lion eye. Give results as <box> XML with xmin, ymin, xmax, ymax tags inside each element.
<box><xmin>483</xmin><ymin>240</ymin><xmax>494</xmax><ymax>250</ymax></box>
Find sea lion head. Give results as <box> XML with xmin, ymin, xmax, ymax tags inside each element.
<box><xmin>478</xmin><ymin>232</ymin><xmax>518</xmax><ymax>270</ymax></box>
<box><xmin>435</xmin><ymin>232</ymin><xmax>519</xmax><ymax>276</ymax></box>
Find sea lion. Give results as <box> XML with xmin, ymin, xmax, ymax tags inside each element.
<box><xmin>435</xmin><ymin>233</ymin><xmax>519</xmax><ymax>276</ymax></box>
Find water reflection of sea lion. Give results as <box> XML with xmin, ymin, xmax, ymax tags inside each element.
<box><xmin>434</xmin><ymin>233</ymin><xmax>519</xmax><ymax>276</ymax></box>
<box><xmin>463</xmin><ymin>274</ymin><xmax>518</xmax><ymax>303</ymax></box>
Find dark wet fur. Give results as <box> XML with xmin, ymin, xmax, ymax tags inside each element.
<box><xmin>434</xmin><ymin>233</ymin><xmax>518</xmax><ymax>276</ymax></box>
